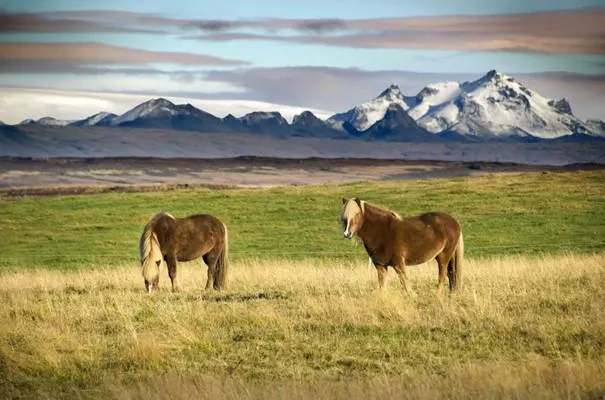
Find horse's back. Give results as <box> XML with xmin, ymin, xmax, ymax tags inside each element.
<box><xmin>175</xmin><ymin>214</ymin><xmax>226</xmax><ymax>257</ymax></box>
<box><xmin>176</xmin><ymin>214</ymin><xmax>225</xmax><ymax>239</ymax></box>
<box><xmin>415</xmin><ymin>211</ymin><xmax>460</xmax><ymax>231</ymax></box>
<box><xmin>398</xmin><ymin>211</ymin><xmax>461</xmax><ymax>262</ymax></box>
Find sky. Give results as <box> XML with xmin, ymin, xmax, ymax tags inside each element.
<box><xmin>0</xmin><ymin>0</ymin><xmax>604</xmax><ymax>124</ymax></box>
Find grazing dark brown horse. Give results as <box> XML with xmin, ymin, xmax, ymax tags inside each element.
<box><xmin>340</xmin><ymin>198</ymin><xmax>463</xmax><ymax>293</ymax></box>
<box><xmin>139</xmin><ymin>212</ymin><xmax>229</xmax><ymax>293</ymax></box>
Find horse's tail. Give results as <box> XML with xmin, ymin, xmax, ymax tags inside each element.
<box><xmin>139</xmin><ymin>224</ymin><xmax>162</xmax><ymax>290</ymax></box>
<box><xmin>213</xmin><ymin>221</ymin><xmax>229</xmax><ymax>290</ymax></box>
<box><xmin>449</xmin><ymin>231</ymin><xmax>464</xmax><ymax>291</ymax></box>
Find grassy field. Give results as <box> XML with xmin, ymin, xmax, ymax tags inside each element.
<box><xmin>0</xmin><ymin>170</ymin><xmax>604</xmax><ymax>399</ymax></box>
<box><xmin>0</xmin><ymin>171</ymin><xmax>604</xmax><ymax>270</ymax></box>
<box><xmin>1</xmin><ymin>254</ymin><xmax>604</xmax><ymax>399</ymax></box>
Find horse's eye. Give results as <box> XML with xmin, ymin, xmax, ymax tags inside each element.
<box><xmin>155</xmin><ymin>260</ymin><xmax>161</xmax><ymax>266</ymax></box>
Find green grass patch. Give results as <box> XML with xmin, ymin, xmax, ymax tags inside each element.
<box><xmin>1</xmin><ymin>171</ymin><xmax>604</xmax><ymax>270</ymax></box>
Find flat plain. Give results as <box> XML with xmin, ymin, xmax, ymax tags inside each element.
<box><xmin>0</xmin><ymin>158</ymin><xmax>603</xmax><ymax>399</ymax></box>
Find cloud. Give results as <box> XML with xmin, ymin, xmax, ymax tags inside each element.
<box><xmin>0</xmin><ymin>11</ymin><xmax>161</xmax><ymax>33</ymax></box>
<box><xmin>188</xmin><ymin>9</ymin><xmax>605</xmax><ymax>55</ymax></box>
<box><xmin>0</xmin><ymin>42</ymin><xmax>249</xmax><ymax>67</ymax></box>
<box><xmin>296</xmin><ymin>19</ymin><xmax>347</xmax><ymax>33</ymax></box>
<box><xmin>4</xmin><ymin>8</ymin><xmax>602</xmax><ymax>54</ymax></box>
<box><xmin>190</xmin><ymin>20</ymin><xmax>235</xmax><ymax>32</ymax></box>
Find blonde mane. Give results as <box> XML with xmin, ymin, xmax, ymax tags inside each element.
<box><xmin>361</xmin><ymin>200</ymin><xmax>403</xmax><ymax>220</ymax></box>
<box><xmin>342</xmin><ymin>198</ymin><xmax>365</xmax><ymax>220</ymax></box>
<box><xmin>139</xmin><ymin>212</ymin><xmax>175</xmax><ymax>285</ymax></box>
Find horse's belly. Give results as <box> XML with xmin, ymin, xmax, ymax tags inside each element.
<box><xmin>405</xmin><ymin>243</ymin><xmax>445</xmax><ymax>265</ymax></box>
<box><xmin>178</xmin><ymin>242</ymin><xmax>214</xmax><ymax>261</ymax></box>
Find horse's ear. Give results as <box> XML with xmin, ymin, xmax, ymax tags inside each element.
<box><xmin>354</xmin><ymin>197</ymin><xmax>362</xmax><ymax>207</ymax></box>
<box><xmin>342</xmin><ymin>198</ymin><xmax>347</xmax><ymax>205</ymax></box>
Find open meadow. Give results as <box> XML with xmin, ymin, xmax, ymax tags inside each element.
<box><xmin>0</xmin><ymin>169</ymin><xmax>604</xmax><ymax>399</ymax></box>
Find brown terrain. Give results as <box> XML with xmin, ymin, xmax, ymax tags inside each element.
<box><xmin>1</xmin><ymin>156</ymin><xmax>603</xmax><ymax>197</ymax></box>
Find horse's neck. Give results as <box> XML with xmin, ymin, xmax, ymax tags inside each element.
<box><xmin>358</xmin><ymin>205</ymin><xmax>396</xmax><ymax>246</ymax></box>
<box><xmin>154</xmin><ymin>216</ymin><xmax>176</xmax><ymax>245</ymax></box>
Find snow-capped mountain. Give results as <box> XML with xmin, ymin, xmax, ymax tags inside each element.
<box><xmin>110</xmin><ymin>98</ymin><xmax>180</xmax><ymax>126</ymax></box>
<box><xmin>585</xmin><ymin>119</ymin><xmax>605</xmax><ymax>136</ymax></box>
<box><xmin>328</xmin><ymin>70</ymin><xmax>602</xmax><ymax>140</ymax></box>
<box><xmin>362</xmin><ymin>104</ymin><xmax>443</xmax><ymax>142</ymax></box>
<box><xmin>20</xmin><ymin>117</ymin><xmax>73</xmax><ymax>126</ymax></box>
<box><xmin>329</xmin><ymin>84</ymin><xmax>415</xmax><ymax>132</ymax></box>
<box><xmin>413</xmin><ymin>70</ymin><xmax>590</xmax><ymax>139</ymax></box>
<box><xmin>71</xmin><ymin>112</ymin><xmax>117</xmax><ymax>127</ymax></box>
<box><xmin>406</xmin><ymin>81</ymin><xmax>462</xmax><ymax>120</ymax></box>
<box><xmin>240</xmin><ymin>111</ymin><xmax>290</xmax><ymax>136</ymax></box>
<box><xmin>109</xmin><ymin>97</ymin><xmax>230</xmax><ymax>132</ymax></box>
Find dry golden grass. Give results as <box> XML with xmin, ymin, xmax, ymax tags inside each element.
<box><xmin>1</xmin><ymin>253</ymin><xmax>604</xmax><ymax>399</ymax></box>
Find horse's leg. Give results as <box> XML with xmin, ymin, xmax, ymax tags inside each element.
<box><xmin>447</xmin><ymin>258</ymin><xmax>456</xmax><ymax>291</ymax></box>
<box><xmin>393</xmin><ymin>258</ymin><xmax>412</xmax><ymax>293</ymax></box>
<box><xmin>166</xmin><ymin>254</ymin><xmax>179</xmax><ymax>292</ymax></box>
<box><xmin>435</xmin><ymin>253</ymin><xmax>450</xmax><ymax>296</ymax></box>
<box><xmin>376</xmin><ymin>265</ymin><xmax>388</xmax><ymax>290</ymax></box>
<box><xmin>203</xmin><ymin>254</ymin><xmax>214</xmax><ymax>290</ymax></box>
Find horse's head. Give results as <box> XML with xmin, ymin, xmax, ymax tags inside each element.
<box><xmin>139</xmin><ymin>227</ymin><xmax>163</xmax><ymax>294</ymax></box>
<box><xmin>141</xmin><ymin>257</ymin><xmax>161</xmax><ymax>294</ymax></box>
<box><xmin>340</xmin><ymin>197</ymin><xmax>365</xmax><ymax>239</ymax></box>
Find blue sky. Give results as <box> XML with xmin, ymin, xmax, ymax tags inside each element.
<box><xmin>0</xmin><ymin>0</ymin><xmax>604</xmax><ymax>123</ymax></box>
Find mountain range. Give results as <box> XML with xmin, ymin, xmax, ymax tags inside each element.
<box><xmin>6</xmin><ymin>70</ymin><xmax>605</xmax><ymax>143</ymax></box>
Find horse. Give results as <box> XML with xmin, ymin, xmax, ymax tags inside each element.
<box><xmin>139</xmin><ymin>212</ymin><xmax>229</xmax><ymax>293</ymax></box>
<box><xmin>340</xmin><ymin>198</ymin><xmax>463</xmax><ymax>294</ymax></box>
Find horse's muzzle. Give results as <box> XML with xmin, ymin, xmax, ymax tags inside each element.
<box><xmin>344</xmin><ymin>231</ymin><xmax>353</xmax><ymax>239</ymax></box>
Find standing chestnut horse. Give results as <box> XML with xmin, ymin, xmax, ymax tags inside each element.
<box><xmin>340</xmin><ymin>198</ymin><xmax>463</xmax><ymax>293</ymax></box>
<box><xmin>139</xmin><ymin>212</ymin><xmax>229</xmax><ymax>293</ymax></box>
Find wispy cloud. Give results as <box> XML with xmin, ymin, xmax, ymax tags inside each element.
<box><xmin>3</xmin><ymin>8</ymin><xmax>603</xmax><ymax>54</ymax></box>
<box><xmin>0</xmin><ymin>42</ymin><xmax>249</xmax><ymax>69</ymax></box>
<box><xmin>0</xmin><ymin>11</ymin><xmax>161</xmax><ymax>33</ymax></box>
<box><xmin>189</xmin><ymin>9</ymin><xmax>605</xmax><ymax>55</ymax></box>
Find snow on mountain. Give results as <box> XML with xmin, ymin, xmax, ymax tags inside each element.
<box><xmin>584</xmin><ymin>119</ymin><xmax>605</xmax><ymax>136</ymax></box>
<box><xmin>110</xmin><ymin>98</ymin><xmax>179</xmax><ymax>126</ymax></box>
<box><xmin>328</xmin><ymin>84</ymin><xmax>415</xmax><ymax>132</ymax></box>
<box><xmin>19</xmin><ymin>117</ymin><xmax>73</xmax><ymax>126</ymax></box>
<box><xmin>414</xmin><ymin>70</ymin><xmax>591</xmax><ymax>139</ymax></box>
<box><xmin>240</xmin><ymin>111</ymin><xmax>289</xmax><ymax>129</ymax></box>
<box><xmin>71</xmin><ymin>112</ymin><xmax>117</xmax><ymax>127</ymax></box>
<box><xmin>239</xmin><ymin>111</ymin><xmax>291</xmax><ymax>136</ymax></box>
<box><xmin>406</xmin><ymin>81</ymin><xmax>462</xmax><ymax>120</ymax></box>
<box><xmin>362</xmin><ymin>104</ymin><xmax>443</xmax><ymax>142</ymax></box>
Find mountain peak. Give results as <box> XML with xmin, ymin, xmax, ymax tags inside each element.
<box><xmin>327</xmin><ymin>83</ymin><xmax>413</xmax><ymax>132</ymax></box>
<box><xmin>378</xmin><ymin>84</ymin><xmax>404</xmax><ymax>101</ymax></box>
<box><xmin>482</xmin><ymin>69</ymin><xmax>514</xmax><ymax>84</ymax></box>
<box><xmin>548</xmin><ymin>98</ymin><xmax>573</xmax><ymax>115</ymax></box>
<box><xmin>143</xmin><ymin>98</ymin><xmax>176</xmax><ymax>107</ymax></box>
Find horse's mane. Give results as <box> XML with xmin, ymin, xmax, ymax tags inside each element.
<box><xmin>139</xmin><ymin>212</ymin><xmax>175</xmax><ymax>263</ymax></box>
<box><xmin>362</xmin><ymin>201</ymin><xmax>402</xmax><ymax>220</ymax></box>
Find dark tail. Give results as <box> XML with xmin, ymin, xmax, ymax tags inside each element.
<box><xmin>448</xmin><ymin>232</ymin><xmax>464</xmax><ymax>291</ymax></box>
<box><xmin>213</xmin><ymin>222</ymin><xmax>229</xmax><ymax>290</ymax></box>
